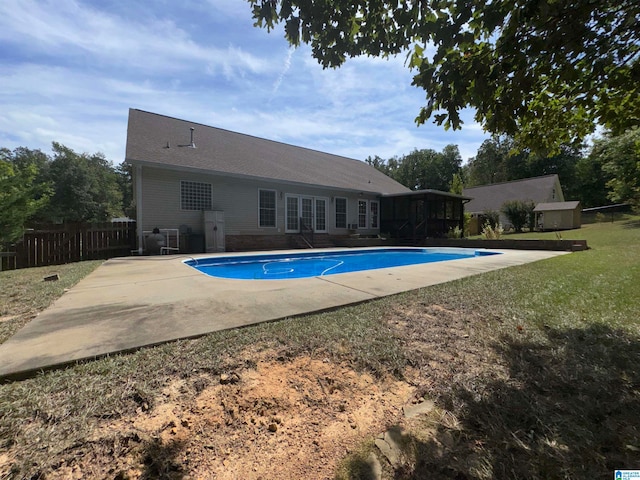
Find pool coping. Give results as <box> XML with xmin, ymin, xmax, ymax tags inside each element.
<box><xmin>0</xmin><ymin>247</ymin><xmax>570</xmax><ymax>380</ymax></box>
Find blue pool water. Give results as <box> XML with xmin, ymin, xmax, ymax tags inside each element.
<box><xmin>184</xmin><ymin>248</ymin><xmax>499</xmax><ymax>280</ymax></box>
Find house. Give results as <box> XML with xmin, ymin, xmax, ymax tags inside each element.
<box><xmin>463</xmin><ymin>174</ymin><xmax>565</xmax><ymax>232</ymax></box>
<box><xmin>125</xmin><ymin>109</ymin><xmax>467</xmax><ymax>252</ymax></box>
<box><xmin>533</xmin><ymin>201</ymin><xmax>581</xmax><ymax>230</ymax></box>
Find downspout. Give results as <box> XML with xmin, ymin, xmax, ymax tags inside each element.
<box><xmin>136</xmin><ymin>165</ymin><xmax>144</xmax><ymax>254</ymax></box>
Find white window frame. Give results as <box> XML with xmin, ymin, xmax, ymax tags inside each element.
<box><xmin>370</xmin><ymin>200</ymin><xmax>379</xmax><ymax>229</ymax></box>
<box><xmin>180</xmin><ymin>180</ymin><xmax>212</xmax><ymax>211</ymax></box>
<box><xmin>357</xmin><ymin>199</ymin><xmax>380</xmax><ymax>230</ymax></box>
<box><xmin>335</xmin><ymin>197</ymin><xmax>347</xmax><ymax>229</ymax></box>
<box><xmin>284</xmin><ymin>195</ymin><xmax>328</xmax><ymax>233</ymax></box>
<box><xmin>358</xmin><ymin>200</ymin><xmax>368</xmax><ymax>229</ymax></box>
<box><xmin>285</xmin><ymin>194</ymin><xmax>300</xmax><ymax>233</ymax></box>
<box><xmin>258</xmin><ymin>189</ymin><xmax>277</xmax><ymax>228</ymax></box>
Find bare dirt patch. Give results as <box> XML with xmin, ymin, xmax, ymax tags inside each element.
<box><xmin>34</xmin><ymin>353</ymin><xmax>414</xmax><ymax>480</ymax></box>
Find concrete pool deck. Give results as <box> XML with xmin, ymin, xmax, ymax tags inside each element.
<box><xmin>0</xmin><ymin>248</ymin><xmax>569</xmax><ymax>379</ymax></box>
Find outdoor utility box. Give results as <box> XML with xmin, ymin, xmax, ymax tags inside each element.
<box><xmin>188</xmin><ymin>234</ymin><xmax>205</xmax><ymax>253</ymax></box>
<box><xmin>204</xmin><ymin>210</ymin><xmax>225</xmax><ymax>252</ymax></box>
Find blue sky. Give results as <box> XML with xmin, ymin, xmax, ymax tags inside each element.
<box><xmin>0</xmin><ymin>0</ymin><xmax>488</xmax><ymax>165</ymax></box>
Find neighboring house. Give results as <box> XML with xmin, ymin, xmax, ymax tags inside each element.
<box><xmin>533</xmin><ymin>201</ymin><xmax>582</xmax><ymax>230</ymax></box>
<box><xmin>125</xmin><ymin>109</ymin><xmax>466</xmax><ymax>253</ymax></box>
<box><xmin>463</xmin><ymin>174</ymin><xmax>565</xmax><ymax>232</ymax></box>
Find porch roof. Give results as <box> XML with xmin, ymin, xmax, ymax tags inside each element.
<box><xmin>381</xmin><ymin>189</ymin><xmax>471</xmax><ymax>201</ymax></box>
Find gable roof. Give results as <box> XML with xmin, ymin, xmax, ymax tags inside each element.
<box><xmin>533</xmin><ymin>201</ymin><xmax>580</xmax><ymax>212</ymax></box>
<box><xmin>125</xmin><ymin>109</ymin><xmax>410</xmax><ymax>195</ymax></box>
<box><xmin>462</xmin><ymin>174</ymin><xmax>562</xmax><ymax>213</ymax></box>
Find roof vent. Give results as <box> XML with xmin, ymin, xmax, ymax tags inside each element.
<box><xmin>190</xmin><ymin>127</ymin><xmax>196</xmax><ymax>148</ymax></box>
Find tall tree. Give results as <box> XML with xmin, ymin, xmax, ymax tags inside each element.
<box><xmin>42</xmin><ymin>143</ymin><xmax>123</xmax><ymax>223</ymax></box>
<box><xmin>595</xmin><ymin>128</ymin><xmax>640</xmax><ymax>207</ymax></box>
<box><xmin>249</xmin><ymin>0</ymin><xmax>639</xmax><ymax>153</ymax></box>
<box><xmin>0</xmin><ymin>149</ymin><xmax>50</xmax><ymax>247</ymax></box>
<box><xmin>368</xmin><ymin>145</ymin><xmax>462</xmax><ymax>191</ymax></box>
<box><xmin>115</xmin><ymin>162</ymin><xmax>135</xmax><ymax>219</ymax></box>
<box><xmin>573</xmin><ymin>153</ymin><xmax>611</xmax><ymax>208</ymax></box>
<box><xmin>464</xmin><ymin>136</ymin><xmax>514</xmax><ymax>186</ymax></box>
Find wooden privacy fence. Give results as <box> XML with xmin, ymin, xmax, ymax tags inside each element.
<box><xmin>1</xmin><ymin>222</ymin><xmax>137</xmax><ymax>271</ymax></box>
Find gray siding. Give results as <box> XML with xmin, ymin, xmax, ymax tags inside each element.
<box><xmin>138</xmin><ymin>166</ymin><xmax>380</xmax><ymax>236</ymax></box>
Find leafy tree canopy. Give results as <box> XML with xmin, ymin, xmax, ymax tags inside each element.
<box><xmin>0</xmin><ymin>148</ymin><xmax>50</xmax><ymax>247</ymax></box>
<box><xmin>249</xmin><ymin>0</ymin><xmax>640</xmax><ymax>153</ymax></box>
<box><xmin>593</xmin><ymin>127</ymin><xmax>640</xmax><ymax>207</ymax></box>
<box><xmin>43</xmin><ymin>143</ymin><xmax>123</xmax><ymax>223</ymax></box>
<box><xmin>367</xmin><ymin>144</ymin><xmax>462</xmax><ymax>191</ymax></box>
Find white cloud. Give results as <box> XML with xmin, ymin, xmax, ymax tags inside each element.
<box><xmin>0</xmin><ymin>0</ymin><xmax>487</xmax><ymax>167</ymax></box>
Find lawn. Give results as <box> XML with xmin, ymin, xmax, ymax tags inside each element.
<box><xmin>0</xmin><ymin>217</ymin><xmax>638</xmax><ymax>479</ymax></box>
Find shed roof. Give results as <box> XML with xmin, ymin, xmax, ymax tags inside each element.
<box><xmin>125</xmin><ymin>109</ymin><xmax>410</xmax><ymax>195</ymax></box>
<box><xmin>462</xmin><ymin>175</ymin><xmax>561</xmax><ymax>213</ymax></box>
<box><xmin>533</xmin><ymin>201</ymin><xmax>581</xmax><ymax>212</ymax></box>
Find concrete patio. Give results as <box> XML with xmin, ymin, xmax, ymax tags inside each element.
<box><xmin>0</xmin><ymin>248</ymin><xmax>569</xmax><ymax>379</ymax></box>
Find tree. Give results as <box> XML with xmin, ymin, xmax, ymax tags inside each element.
<box><xmin>115</xmin><ymin>162</ymin><xmax>135</xmax><ymax>219</ymax></box>
<box><xmin>450</xmin><ymin>172</ymin><xmax>464</xmax><ymax>195</ymax></box>
<box><xmin>249</xmin><ymin>0</ymin><xmax>640</xmax><ymax>153</ymax></box>
<box><xmin>573</xmin><ymin>152</ymin><xmax>612</xmax><ymax>208</ymax></box>
<box><xmin>0</xmin><ymin>150</ymin><xmax>50</xmax><ymax>247</ymax></box>
<box><xmin>367</xmin><ymin>145</ymin><xmax>462</xmax><ymax>191</ymax></box>
<box><xmin>41</xmin><ymin>143</ymin><xmax>123</xmax><ymax>223</ymax></box>
<box><xmin>595</xmin><ymin>128</ymin><xmax>640</xmax><ymax>207</ymax></box>
<box><xmin>502</xmin><ymin>200</ymin><xmax>535</xmax><ymax>232</ymax></box>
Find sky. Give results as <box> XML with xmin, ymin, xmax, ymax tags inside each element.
<box><xmin>0</xmin><ymin>0</ymin><xmax>489</xmax><ymax>165</ymax></box>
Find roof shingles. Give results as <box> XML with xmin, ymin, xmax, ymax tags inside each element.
<box><xmin>125</xmin><ymin>109</ymin><xmax>409</xmax><ymax>195</ymax></box>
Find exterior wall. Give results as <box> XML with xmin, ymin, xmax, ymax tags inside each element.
<box><xmin>539</xmin><ymin>208</ymin><xmax>581</xmax><ymax>230</ymax></box>
<box><xmin>136</xmin><ymin>165</ymin><xmax>381</xmax><ymax>248</ymax></box>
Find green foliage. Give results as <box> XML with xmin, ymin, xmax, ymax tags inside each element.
<box><xmin>594</xmin><ymin>127</ymin><xmax>640</xmax><ymax>207</ymax></box>
<box><xmin>447</xmin><ymin>225</ymin><xmax>463</xmax><ymax>238</ymax></box>
<box><xmin>0</xmin><ymin>149</ymin><xmax>50</xmax><ymax>247</ymax></box>
<box><xmin>115</xmin><ymin>162</ymin><xmax>135</xmax><ymax>219</ymax></box>
<box><xmin>367</xmin><ymin>145</ymin><xmax>462</xmax><ymax>191</ymax></box>
<box><xmin>481</xmin><ymin>210</ymin><xmax>500</xmax><ymax>229</ymax></box>
<box><xmin>41</xmin><ymin>143</ymin><xmax>123</xmax><ymax>223</ymax></box>
<box><xmin>501</xmin><ymin>200</ymin><xmax>535</xmax><ymax>233</ymax></box>
<box><xmin>481</xmin><ymin>222</ymin><xmax>503</xmax><ymax>239</ymax></box>
<box><xmin>249</xmin><ymin>0</ymin><xmax>640</xmax><ymax>153</ymax></box>
<box><xmin>449</xmin><ymin>172</ymin><xmax>464</xmax><ymax>194</ymax></box>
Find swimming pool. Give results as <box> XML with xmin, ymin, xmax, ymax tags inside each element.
<box><xmin>184</xmin><ymin>247</ymin><xmax>500</xmax><ymax>280</ymax></box>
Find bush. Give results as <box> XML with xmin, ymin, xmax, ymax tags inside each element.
<box><xmin>482</xmin><ymin>222</ymin><xmax>504</xmax><ymax>239</ymax></box>
<box><xmin>501</xmin><ymin>200</ymin><xmax>535</xmax><ymax>233</ymax></box>
<box><xmin>482</xmin><ymin>210</ymin><xmax>500</xmax><ymax>229</ymax></box>
<box><xmin>447</xmin><ymin>225</ymin><xmax>463</xmax><ymax>238</ymax></box>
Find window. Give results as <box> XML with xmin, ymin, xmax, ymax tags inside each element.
<box><xmin>370</xmin><ymin>201</ymin><xmax>379</xmax><ymax>228</ymax></box>
<box><xmin>358</xmin><ymin>200</ymin><xmax>368</xmax><ymax>228</ymax></box>
<box><xmin>181</xmin><ymin>181</ymin><xmax>212</xmax><ymax>210</ymax></box>
<box><xmin>286</xmin><ymin>195</ymin><xmax>299</xmax><ymax>231</ymax></box>
<box><xmin>259</xmin><ymin>189</ymin><xmax>276</xmax><ymax>228</ymax></box>
<box><xmin>335</xmin><ymin>197</ymin><xmax>347</xmax><ymax>229</ymax></box>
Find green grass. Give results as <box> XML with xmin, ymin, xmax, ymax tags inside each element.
<box><xmin>0</xmin><ymin>260</ymin><xmax>103</xmax><ymax>344</ymax></box>
<box><xmin>1</xmin><ymin>218</ymin><xmax>639</xmax><ymax>479</ymax></box>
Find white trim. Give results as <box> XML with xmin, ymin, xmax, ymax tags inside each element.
<box><xmin>135</xmin><ymin>165</ymin><xmax>144</xmax><ymax>254</ymax></box>
<box><xmin>258</xmin><ymin>188</ymin><xmax>277</xmax><ymax>228</ymax></box>
<box><xmin>285</xmin><ymin>194</ymin><xmax>299</xmax><ymax>233</ymax></box>
<box><xmin>370</xmin><ymin>200</ymin><xmax>379</xmax><ymax>229</ymax></box>
<box><xmin>314</xmin><ymin>197</ymin><xmax>328</xmax><ymax>233</ymax></box>
<box><xmin>180</xmin><ymin>180</ymin><xmax>212</xmax><ymax>211</ymax></box>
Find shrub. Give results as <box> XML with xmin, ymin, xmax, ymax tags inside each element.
<box><xmin>501</xmin><ymin>200</ymin><xmax>535</xmax><ymax>233</ymax></box>
<box><xmin>447</xmin><ymin>225</ymin><xmax>463</xmax><ymax>238</ymax></box>
<box><xmin>482</xmin><ymin>210</ymin><xmax>500</xmax><ymax>229</ymax></box>
<box><xmin>482</xmin><ymin>222</ymin><xmax>504</xmax><ymax>239</ymax></box>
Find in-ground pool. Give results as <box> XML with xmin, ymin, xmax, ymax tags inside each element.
<box><xmin>184</xmin><ymin>247</ymin><xmax>500</xmax><ymax>280</ymax></box>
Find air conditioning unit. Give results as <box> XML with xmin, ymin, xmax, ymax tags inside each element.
<box><xmin>348</xmin><ymin>223</ymin><xmax>359</xmax><ymax>229</ymax></box>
